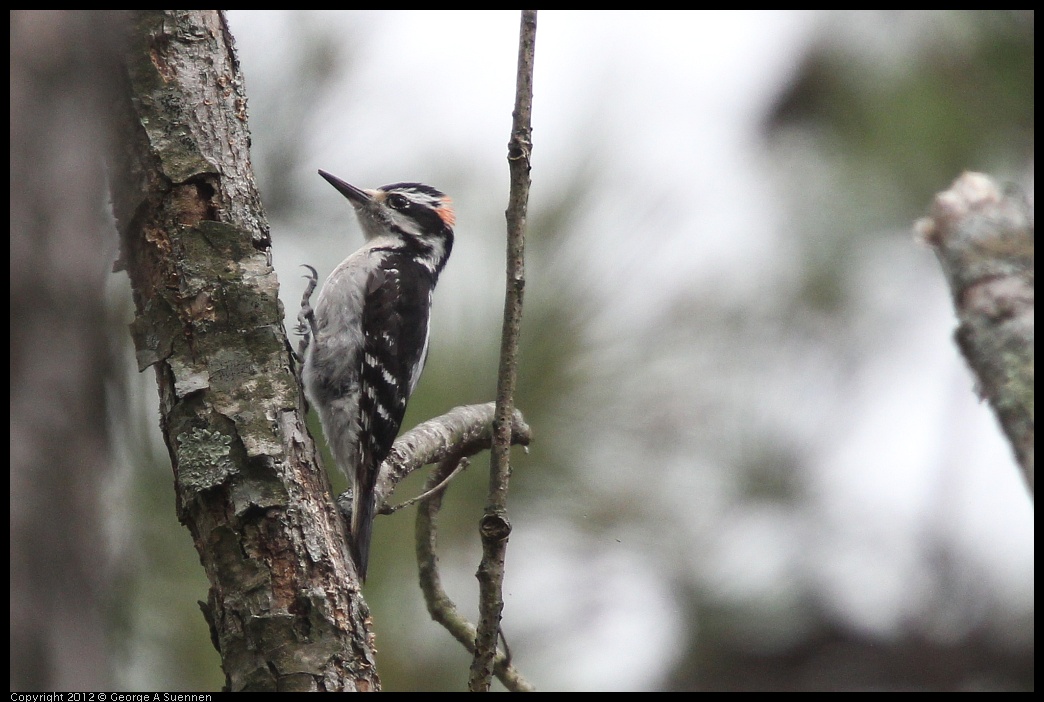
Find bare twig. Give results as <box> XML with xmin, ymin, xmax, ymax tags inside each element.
<box><xmin>417</xmin><ymin>456</ymin><xmax>535</xmax><ymax>692</ymax></box>
<box><xmin>469</xmin><ymin>9</ymin><xmax>537</xmax><ymax>692</ymax></box>
<box><xmin>385</xmin><ymin>459</ymin><xmax>468</xmax><ymax>514</ymax></box>
<box><xmin>401</xmin><ymin>409</ymin><xmax>532</xmax><ymax>688</ymax></box>
<box><xmin>917</xmin><ymin>172</ymin><xmax>1034</xmax><ymax>495</ymax></box>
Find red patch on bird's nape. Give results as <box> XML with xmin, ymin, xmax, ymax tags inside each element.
<box><xmin>437</xmin><ymin>196</ymin><xmax>456</xmax><ymax>227</ymax></box>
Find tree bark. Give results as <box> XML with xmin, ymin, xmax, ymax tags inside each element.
<box><xmin>109</xmin><ymin>10</ymin><xmax>378</xmax><ymax>691</ymax></box>
<box><xmin>918</xmin><ymin>172</ymin><xmax>1034</xmax><ymax>495</ymax></box>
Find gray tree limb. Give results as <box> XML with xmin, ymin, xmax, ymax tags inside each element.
<box><xmin>109</xmin><ymin>10</ymin><xmax>377</xmax><ymax>691</ymax></box>
<box><xmin>918</xmin><ymin>172</ymin><xmax>1034</xmax><ymax>495</ymax></box>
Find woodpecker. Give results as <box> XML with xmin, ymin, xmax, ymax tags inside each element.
<box><xmin>299</xmin><ymin>169</ymin><xmax>455</xmax><ymax>581</ymax></box>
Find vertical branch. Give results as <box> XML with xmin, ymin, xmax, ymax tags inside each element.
<box><xmin>469</xmin><ymin>9</ymin><xmax>537</xmax><ymax>692</ymax></box>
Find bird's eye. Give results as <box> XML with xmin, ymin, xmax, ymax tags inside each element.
<box><xmin>387</xmin><ymin>194</ymin><xmax>409</xmax><ymax>210</ymax></box>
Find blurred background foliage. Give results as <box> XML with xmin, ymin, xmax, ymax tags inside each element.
<box><xmin>13</xmin><ymin>10</ymin><xmax>1031</xmax><ymax>692</ymax></box>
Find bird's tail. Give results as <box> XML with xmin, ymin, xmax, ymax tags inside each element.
<box><xmin>350</xmin><ymin>487</ymin><xmax>375</xmax><ymax>582</ymax></box>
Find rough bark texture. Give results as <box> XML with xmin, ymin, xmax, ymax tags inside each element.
<box><xmin>109</xmin><ymin>10</ymin><xmax>378</xmax><ymax>691</ymax></box>
<box><xmin>918</xmin><ymin>172</ymin><xmax>1034</xmax><ymax>495</ymax></box>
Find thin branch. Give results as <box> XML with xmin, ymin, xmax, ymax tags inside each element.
<box><xmin>469</xmin><ymin>9</ymin><xmax>538</xmax><ymax>692</ymax></box>
<box><xmin>401</xmin><ymin>406</ymin><xmax>531</xmax><ymax>687</ymax></box>
<box><xmin>385</xmin><ymin>459</ymin><xmax>467</xmax><ymax>514</ymax></box>
<box><xmin>917</xmin><ymin>171</ymin><xmax>1035</xmax><ymax>495</ymax></box>
<box><xmin>417</xmin><ymin>457</ymin><xmax>535</xmax><ymax>692</ymax></box>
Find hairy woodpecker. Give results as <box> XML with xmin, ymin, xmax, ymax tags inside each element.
<box><xmin>299</xmin><ymin>169</ymin><xmax>455</xmax><ymax>581</ymax></box>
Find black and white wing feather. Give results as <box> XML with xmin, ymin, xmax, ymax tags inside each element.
<box><xmin>352</xmin><ymin>251</ymin><xmax>437</xmax><ymax>578</ymax></box>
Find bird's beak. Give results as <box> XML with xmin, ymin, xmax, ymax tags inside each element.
<box><xmin>318</xmin><ymin>169</ymin><xmax>371</xmax><ymax>207</ymax></box>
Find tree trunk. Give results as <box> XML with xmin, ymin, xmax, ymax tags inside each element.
<box><xmin>109</xmin><ymin>10</ymin><xmax>379</xmax><ymax>691</ymax></box>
